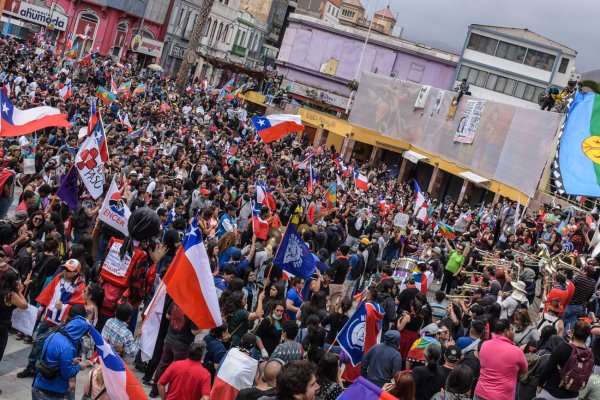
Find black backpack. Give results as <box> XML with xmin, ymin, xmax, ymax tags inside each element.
<box><xmin>325</xmin><ymin>226</ymin><xmax>341</xmax><ymax>254</ymax></box>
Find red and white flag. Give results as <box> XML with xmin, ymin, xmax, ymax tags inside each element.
<box><xmin>210</xmin><ymin>347</ymin><xmax>258</xmax><ymax>399</ymax></box>
<box><xmin>58</xmin><ymin>83</ymin><xmax>73</xmax><ymax>101</ymax></box>
<box><xmin>256</xmin><ymin>182</ymin><xmax>276</xmax><ymax>211</ymax></box>
<box><xmin>140</xmin><ymin>279</ymin><xmax>166</xmax><ymax>362</ymax></box>
<box><xmin>0</xmin><ymin>91</ymin><xmax>70</xmax><ymax>136</ymax></box>
<box><xmin>354</xmin><ymin>170</ymin><xmax>369</xmax><ymax>192</ymax></box>
<box><xmin>162</xmin><ymin>218</ymin><xmax>222</xmax><ymax>328</ymax></box>
<box><xmin>252</xmin><ymin>205</ymin><xmax>269</xmax><ymax>240</ymax></box>
<box><xmin>293</xmin><ymin>153</ymin><xmax>313</xmax><ymax>169</ymax></box>
<box><xmin>99</xmin><ymin>177</ymin><xmax>131</xmax><ymax>235</ymax></box>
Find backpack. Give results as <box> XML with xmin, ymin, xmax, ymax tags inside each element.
<box><xmin>518</xmin><ymin>352</ymin><xmax>541</xmax><ymax>384</ymax></box>
<box><xmin>558</xmin><ymin>344</ymin><xmax>594</xmax><ymax>391</ymax></box>
<box><xmin>325</xmin><ymin>226</ymin><xmax>341</xmax><ymax>254</ymax></box>
<box><xmin>34</xmin><ymin>327</ymin><xmax>65</xmax><ymax>379</ymax></box>
<box><xmin>364</xmin><ymin>243</ymin><xmax>379</xmax><ymax>275</ymax></box>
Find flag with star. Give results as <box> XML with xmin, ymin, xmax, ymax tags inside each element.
<box><xmin>0</xmin><ymin>91</ymin><xmax>70</xmax><ymax>137</ymax></box>
<box><xmin>88</xmin><ymin>325</ymin><xmax>146</xmax><ymax>399</ymax></box>
<box><xmin>162</xmin><ymin>216</ymin><xmax>222</xmax><ymax>328</ymax></box>
<box><xmin>250</xmin><ymin>114</ymin><xmax>304</xmax><ymax>143</ymax></box>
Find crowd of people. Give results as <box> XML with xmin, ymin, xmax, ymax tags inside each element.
<box><xmin>1</xmin><ymin>34</ymin><xmax>600</xmax><ymax>400</ymax></box>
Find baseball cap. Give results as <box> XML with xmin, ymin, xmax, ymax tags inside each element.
<box><xmin>63</xmin><ymin>259</ymin><xmax>81</xmax><ymax>272</ymax></box>
<box><xmin>360</xmin><ymin>237</ymin><xmax>370</xmax><ymax>245</ymax></box>
<box><xmin>445</xmin><ymin>345</ymin><xmax>462</xmax><ymax>363</ymax></box>
<box><xmin>420</xmin><ymin>323</ymin><xmax>440</xmax><ymax>336</ymax></box>
<box><xmin>11</xmin><ymin>210</ymin><xmax>28</xmax><ymax>224</ymax></box>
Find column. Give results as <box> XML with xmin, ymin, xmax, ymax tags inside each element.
<box><xmin>313</xmin><ymin>127</ymin><xmax>324</xmax><ymax>147</ymax></box>
<box><xmin>397</xmin><ymin>158</ymin><xmax>412</xmax><ymax>184</ymax></box>
<box><xmin>492</xmin><ymin>192</ymin><xmax>501</xmax><ymax>204</ymax></box>
<box><xmin>343</xmin><ymin>139</ymin><xmax>355</xmax><ymax>163</ymax></box>
<box><xmin>457</xmin><ymin>179</ymin><xmax>474</xmax><ymax>205</ymax></box>
<box><xmin>427</xmin><ymin>166</ymin><xmax>444</xmax><ymax>198</ymax></box>
<box><xmin>369</xmin><ymin>147</ymin><xmax>382</xmax><ymax>165</ymax></box>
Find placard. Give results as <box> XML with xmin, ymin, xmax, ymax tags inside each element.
<box><xmin>394</xmin><ymin>212</ymin><xmax>409</xmax><ymax>227</ymax></box>
<box><xmin>101</xmin><ymin>241</ymin><xmax>132</xmax><ymax>278</ymax></box>
<box><xmin>11</xmin><ymin>304</ymin><xmax>38</xmax><ymax>336</ymax></box>
<box><xmin>23</xmin><ymin>156</ymin><xmax>35</xmax><ymax>175</ymax></box>
<box><xmin>454</xmin><ymin>100</ymin><xmax>486</xmax><ymax>144</ymax></box>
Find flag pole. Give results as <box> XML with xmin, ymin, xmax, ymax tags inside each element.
<box><xmin>136</xmin><ymin>280</ymin><xmax>166</xmax><ymax>335</ymax></box>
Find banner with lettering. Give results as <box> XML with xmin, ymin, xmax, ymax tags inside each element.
<box><xmin>454</xmin><ymin>99</ymin><xmax>486</xmax><ymax>144</ymax></box>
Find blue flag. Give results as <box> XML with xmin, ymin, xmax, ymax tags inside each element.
<box><xmin>56</xmin><ymin>166</ymin><xmax>79</xmax><ymax>210</ymax></box>
<box><xmin>273</xmin><ymin>224</ymin><xmax>316</xmax><ymax>279</ymax></box>
<box><xmin>336</xmin><ymin>301</ymin><xmax>368</xmax><ymax>366</ymax></box>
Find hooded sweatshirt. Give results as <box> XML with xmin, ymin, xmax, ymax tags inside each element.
<box><xmin>360</xmin><ymin>330</ymin><xmax>402</xmax><ymax>387</ymax></box>
<box><xmin>33</xmin><ymin>315</ymin><xmax>89</xmax><ymax>395</ymax></box>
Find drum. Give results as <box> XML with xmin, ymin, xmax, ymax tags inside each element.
<box><xmin>392</xmin><ymin>257</ymin><xmax>416</xmax><ymax>282</ymax></box>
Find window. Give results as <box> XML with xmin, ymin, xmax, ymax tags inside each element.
<box><xmin>495</xmin><ymin>41</ymin><xmax>526</xmax><ymax>63</ymax></box>
<box><xmin>210</xmin><ymin>19</ymin><xmax>217</xmax><ymax>42</ymax></box>
<box><xmin>460</xmin><ymin>66</ymin><xmax>543</xmax><ymax>102</ymax></box>
<box><xmin>407</xmin><ymin>63</ymin><xmax>425</xmax><ymax>83</ymax></box>
<box><xmin>514</xmin><ymin>82</ymin><xmax>526</xmax><ymax>98</ymax></box>
<box><xmin>503</xmin><ymin>79</ymin><xmax>516</xmax><ymax>95</ymax></box>
<box><xmin>216</xmin><ymin>22</ymin><xmax>223</xmax><ymax>43</ymax></box>
<box><xmin>524</xmin><ymin>49</ymin><xmax>555</xmax><ymax>71</ymax></box>
<box><xmin>457</xmin><ymin>65</ymin><xmax>470</xmax><ymax>81</ymax></box>
<box><xmin>494</xmin><ymin>76</ymin><xmax>507</xmax><ymax>92</ymax></box>
<box><xmin>466</xmin><ymin>68</ymin><xmax>478</xmax><ymax>84</ymax></box>
<box><xmin>558</xmin><ymin>57</ymin><xmax>570</xmax><ymax>74</ymax></box>
<box><xmin>223</xmin><ymin>26</ymin><xmax>229</xmax><ymax>43</ymax></box>
<box><xmin>523</xmin><ymin>84</ymin><xmax>536</xmax><ymax>101</ymax></box>
<box><xmin>467</xmin><ymin>33</ymin><xmax>498</xmax><ymax>55</ymax></box>
<box><xmin>485</xmin><ymin>74</ymin><xmax>497</xmax><ymax>90</ymax></box>
<box><xmin>475</xmin><ymin>70</ymin><xmax>487</xmax><ymax>87</ymax></box>
<box><xmin>205</xmin><ymin>18</ymin><xmax>211</xmax><ymax>36</ymax></box>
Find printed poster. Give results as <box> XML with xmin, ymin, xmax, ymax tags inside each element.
<box><xmin>414</xmin><ymin>85</ymin><xmax>431</xmax><ymax>109</ymax></box>
<box><xmin>454</xmin><ymin>99</ymin><xmax>486</xmax><ymax>144</ymax></box>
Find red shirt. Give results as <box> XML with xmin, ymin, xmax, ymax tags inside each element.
<box><xmin>564</xmin><ymin>280</ymin><xmax>576</xmax><ymax>306</ymax></box>
<box><xmin>158</xmin><ymin>359</ymin><xmax>211</xmax><ymax>400</ymax></box>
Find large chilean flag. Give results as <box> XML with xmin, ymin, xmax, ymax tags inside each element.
<box><xmin>251</xmin><ymin>114</ymin><xmax>304</xmax><ymax>143</ymax></box>
<box><xmin>162</xmin><ymin>216</ymin><xmax>222</xmax><ymax>328</ymax></box>
<box><xmin>0</xmin><ymin>91</ymin><xmax>70</xmax><ymax>136</ymax></box>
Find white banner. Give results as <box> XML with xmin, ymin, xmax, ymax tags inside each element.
<box><xmin>75</xmin><ymin>134</ymin><xmax>104</xmax><ymax>199</ymax></box>
<box><xmin>414</xmin><ymin>85</ymin><xmax>431</xmax><ymax>109</ymax></box>
<box><xmin>454</xmin><ymin>100</ymin><xmax>486</xmax><ymax>144</ymax></box>
<box><xmin>4</xmin><ymin>1</ymin><xmax>69</xmax><ymax>31</ymax></box>
<box><xmin>99</xmin><ymin>177</ymin><xmax>130</xmax><ymax>235</ymax></box>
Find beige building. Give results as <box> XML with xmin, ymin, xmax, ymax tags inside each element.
<box><xmin>372</xmin><ymin>6</ymin><xmax>396</xmax><ymax>35</ymax></box>
<box><xmin>339</xmin><ymin>0</ymin><xmax>366</xmax><ymax>25</ymax></box>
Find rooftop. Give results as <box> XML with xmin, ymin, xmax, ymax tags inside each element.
<box><xmin>342</xmin><ymin>0</ymin><xmax>365</xmax><ymax>10</ymax></box>
<box><xmin>374</xmin><ymin>6</ymin><xmax>396</xmax><ymax>20</ymax></box>
<box><xmin>471</xmin><ymin>24</ymin><xmax>577</xmax><ymax>56</ymax></box>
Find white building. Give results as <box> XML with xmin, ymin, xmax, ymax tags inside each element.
<box><xmin>454</xmin><ymin>24</ymin><xmax>577</xmax><ymax>108</ymax></box>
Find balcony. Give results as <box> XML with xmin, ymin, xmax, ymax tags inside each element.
<box><xmin>231</xmin><ymin>44</ymin><xmax>246</xmax><ymax>57</ymax></box>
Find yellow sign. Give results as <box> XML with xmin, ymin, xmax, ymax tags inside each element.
<box><xmin>298</xmin><ymin>108</ymin><xmax>350</xmax><ymax>136</ymax></box>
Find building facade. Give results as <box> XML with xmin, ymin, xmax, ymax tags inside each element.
<box><xmin>161</xmin><ymin>0</ymin><xmax>205</xmax><ymax>74</ymax></box>
<box><xmin>454</xmin><ymin>24</ymin><xmax>578</xmax><ymax>108</ymax></box>
<box><xmin>276</xmin><ymin>13</ymin><xmax>458</xmax><ymax>112</ymax></box>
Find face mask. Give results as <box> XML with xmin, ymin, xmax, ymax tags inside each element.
<box><xmin>272</xmin><ymin>313</ymin><xmax>282</xmax><ymax>320</ymax></box>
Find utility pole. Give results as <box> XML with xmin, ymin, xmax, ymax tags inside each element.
<box><xmin>175</xmin><ymin>0</ymin><xmax>215</xmax><ymax>93</ymax></box>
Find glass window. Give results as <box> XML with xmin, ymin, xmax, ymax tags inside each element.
<box><xmin>496</xmin><ymin>42</ymin><xmax>508</xmax><ymax>58</ymax></box>
<box><xmin>533</xmin><ymin>87</ymin><xmax>546</xmax><ymax>102</ymax></box>
<box><xmin>523</xmin><ymin>84</ymin><xmax>536</xmax><ymax>101</ymax></box>
<box><xmin>558</xmin><ymin>57</ymin><xmax>570</xmax><ymax>73</ymax></box>
<box><xmin>467</xmin><ymin>68</ymin><xmax>478</xmax><ymax>84</ymax></box>
<box><xmin>486</xmin><ymin>74</ymin><xmax>497</xmax><ymax>90</ymax></box>
<box><xmin>457</xmin><ymin>65</ymin><xmax>470</xmax><ymax>81</ymax></box>
<box><xmin>467</xmin><ymin>33</ymin><xmax>497</xmax><ymax>55</ymax></box>
<box><xmin>495</xmin><ymin>76</ymin><xmax>507</xmax><ymax>92</ymax></box>
<box><xmin>503</xmin><ymin>79</ymin><xmax>516</xmax><ymax>95</ymax></box>
<box><xmin>514</xmin><ymin>82</ymin><xmax>526</xmax><ymax>98</ymax></box>
<box><xmin>524</xmin><ymin>49</ymin><xmax>556</xmax><ymax>71</ymax></box>
<box><xmin>475</xmin><ymin>70</ymin><xmax>487</xmax><ymax>87</ymax></box>
<box><xmin>467</xmin><ymin>33</ymin><xmax>481</xmax><ymax>50</ymax></box>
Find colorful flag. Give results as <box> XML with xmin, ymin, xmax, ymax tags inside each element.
<box><xmin>414</xmin><ymin>181</ymin><xmax>428</xmax><ymax>224</ymax></box>
<box><xmin>88</xmin><ymin>97</ymin><xmax>98</xmax><ymax>135</ymax></box>
<box><xmin>292</xmin><ymin>153</ymin><xmax>313</xmax><ymax>169</ymax></box>
<box><xmin>133</xmin><ymin>83</ymin><xmax>146</xmax><ymax>96</ymax></box>
<box><xmin>99</xmin><ymin>177</ymin><xmax>130</xmax><ymax>235</ymax></box>
<box><xmin>75</xmin><ymin>134</ymin><xmax>104</xmax><ymax>199</ymax></box>
<box><xmin>117</xmin><ymin>81</ymin><xmax>132</xmax><ymax>94</ymax></box>
<box><xmin>56</xmin><ymin>166</ymin><xmax>79</xmax><ymax>210</ymax></box>
<box><xmin>0</xmin><ymin>91</ymin><xmax>70</xmax><ymax>137</ymax></box>
<box><xmin>87</xmin><ymin>325</ymin><xmax>147</xmax><ymax>399</ymax></box>
<box><xmin>407</xmin><ymin>336</ymin><xmax>441</xmax><ymax>364</ymax></box>
<box><xmin>162</xmin><ymin>217</ymin><xmax>222</xmax><ymax>328</ymax></box>
<box><xmin>58</xmin><ymin>83</ymin><xmax>73</xmax><ymax>101</ymax></box>
<box><xmin>338</xmin><ymin>377</ymin><xmax>397</xmax><ymax>400</ymax></box>
<box><xmin>354</xmin><ymin>170</ymin><xmax>369</xmax><ymax>191</ymax></box>
<box><xmin>217</xmin><ymin>77</ymin><xmax>235</xmax><ymax>102</ymax></box>
<box><xmin>252</xmin><ymin>203</ymin><xmax>269</xmax><ymax>240</ymax></box>
<box><xmin>273</xmin><ymin>224</ymin><xmax>316</xmax><ymax>280</ymax></box>
<box><xmin>140</xmin><ymin>279</ymin><xmax>166</xmax><ymax>362</ymax></box>
<box><xmin>250</xmin><ymin>114</ymin><xmax>304</xmax><ymax>143</ymax></box>
<box><xmin>325</xmin><ymin>182</ymin><xmax>337</xmax><ymax>211</ymax></box>
<box><xmin>2</xmin><ymin>81</ymin><xmax>11</xmax><ymax>97</ymax></box>
<box><xmin>64</xmin><ymin>42</ymin><xmax>78</xmax><ymax>59</ymax></box>
<box><xmin>96</xmin><ymin>86</ymin><xmax>116</xmax><ymax>105</ymax></box>
<box><xmin>435</xmin><ymin>221</ymin><xmax>456</xmax><ymax>239</ymax></box>
<box><xmin>64</xmin><ymin>32</ymin><xmax>73</xmax><ymax>51</ymax></box>
<box><xmin>554</xmin><ymin>92</ymin><xmax>600</xmax><ymax>196</ymax></box>
<box><xmin>210</xmin><ymin>347</ymin><xmax>258</xmax><ymax>399</ymax></box>
<box><xmin>255</xmin><ymin>182</ymin><xmax>276</xmax><ymax>211</ymax></box>
<box><xmin>337</xmin><ymin>301</ymin><xmax>384</xmax><ymax>367</ymax></box>
<box><xmin>79</xmin><ymin>51</ymin><xmax>99</xmax><ymax>67</ymax></box>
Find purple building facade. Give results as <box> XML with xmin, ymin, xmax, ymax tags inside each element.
<box><xmin>275</xmin><ymin>13</ymin><xmax>459</xmax><ymax>110</ymax></box>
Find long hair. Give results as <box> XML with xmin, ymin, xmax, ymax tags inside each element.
<box><xmin>0</xmin><ymin>268</ymin><xmax>19</xmax><ymax>306</ymax></box>
<box><xmin>388</xmin><ymin>370</ymin><xmax>415</xmax><ymax>400</ymax></box>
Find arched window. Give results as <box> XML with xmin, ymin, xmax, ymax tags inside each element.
<box><xmin>216</xmin><ymin>22</ymin><xmax>223</xmax><ymax>42</ymax></box>
<box><xmin>74</xmin><ymin>11</ymin><xmax>98</xmax><ymax>54</ymax></box>
<box><xmin>205</xmin><ymin>18</ymin><xmax>212</xmax><ymax>36</ymax></box>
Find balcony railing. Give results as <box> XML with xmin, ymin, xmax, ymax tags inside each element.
<box><xmin>231</xmin><ymin>44</ymin><xmax>246</xmax><ymax>57</ymax></box>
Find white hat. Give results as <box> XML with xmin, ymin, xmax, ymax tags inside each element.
<box><xmin>510</xmin><ymin>281</ymin><xmax>528</xmax><ymax>303</ymax></box>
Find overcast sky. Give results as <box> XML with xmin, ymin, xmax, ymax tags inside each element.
<box><xmin>365</xmin><ymin>0</ymin><xmax>599</xmax><ymax>73</ymax></box>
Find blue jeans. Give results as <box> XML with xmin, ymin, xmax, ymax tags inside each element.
<box><xmin>31</xmin><ymin>387</ymin><xmax>64</xmax><ymax>399</ymax></box>
<box><xmin>563</xmin><ymin>304</ymin><xmax>584</xmax><ymax>332</ymax></box>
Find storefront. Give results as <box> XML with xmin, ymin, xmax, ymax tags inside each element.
<box><xmin>129</xmin><ymin>34</ymin><xmax>165</xmax><ymax>66</ymax></box>
<box><xmin>1</xmin><ymin>0</ymin><xmax>68</xmax><ymax>44</ymax></box>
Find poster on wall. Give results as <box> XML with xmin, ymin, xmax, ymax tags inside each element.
<box><xmin>432</xmin><ymin>90</ymin><xmax>445</xmax><ymax>113</ymax></box>
<box><xmin>454</xmin><ymin>99</ymin><xmax>486</xmax><ymax>144</ymax></box>
<box><xmin>414</xmin><ymin>85</ymin><xmax>431</xmax><ymax>109</ymax></box>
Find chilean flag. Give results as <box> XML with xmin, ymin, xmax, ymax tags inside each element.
<box><xmin>293</xmin><ymin>152</ymin><xmax>313</xmax><ymax>169</ymax></box>
<box><xmin>256</xmin><ymin>182</ymin><xmax>276</xmax><ymax>211</ymax></box>
<box><xmin>308</xmin><ymin>163</ymin><xmax>316</xmax><ymax>193</ymax></box>
<box><xmin>88</xmin><ymin>326</ymin><xmax>147</xmax><ymax>400</ymax></box>
<box><xmin>58</xmin><ymin>83</ymin><xmax>73</xmax><ymax>101</ymax></box>
<box><xmin>252</xmin><ymin>203</ymin><xmax>269</xmax><ymax>240</ymax></box>
<box><xmin>354</xmin><ymin>170</ymin><xmax>369</xmax><ymax>191</ymax></box>
<box><xmin>0</xmin><ymin>91</ymin><xmax>70</xmax><ymax>137</ymax></box>
<box><xmin>162</xmin><ymin>217</ymin><xmax>222</xmax><ymax>329</ymax></box>
<box><xmin>414</xmin><ymin>181</ymin><xmax>428</xmax><ymax>224</ymax></box>
<box><xmin>210</xmin><ymin>347</ymin><xmax>258</xmax><ymax>399</ymax></box>
<box><xmin>88</xmin><ymin>98</ymin><xmax>98</xmax><ymax>136</ymax></box>
<box><xmin>91</xmin><ymin>114</ymin><xmax>109</xmax><ymax>163</ymax></box>
<box><xmin>250</xmin><ymin>114</ymin><xmax>304</xmax><ymax>143</ymax></box>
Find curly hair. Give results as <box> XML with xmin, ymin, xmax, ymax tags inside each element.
<box><xmin>276</xmin><ymin>360</ymin><xmax>316</xmax><ymax>400</ymax></box>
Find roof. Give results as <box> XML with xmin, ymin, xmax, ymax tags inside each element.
<box><xmin>471</xmin><ymin>24</ymin><xmax>577</xmax><ymax>55</ymax></box>
<box><xmin>342</xmin><ymin>0</ymin><xmax>365</xmax><ymax>10</ymax></box>
<box><xmin>328</xmin><ymin>0</ymin><xmax>342</xmax><ymax>7</ymax></box>
<box><xmin>374</xmin><ymin>6</ymin><xmax>396</xmax><ymax>20</ymax></box>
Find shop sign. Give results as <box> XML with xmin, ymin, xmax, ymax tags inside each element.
<box><xmin>131</xmin><ymin>34</ymin><xmax>164</xmax><ymax>57</ymax></box>
<box><xmin>3</xmin><ymin>0</ymin><xmax>68</xmax><ymax>31</ymax></box>
<box><xmin>169</xmin><ymin>43</ymin><xmax>186</xmax><ymax>59</ymax></box>
<box><xmin>283</xmin><ymin>79</ymin><xmax>348</xmax><ymax>109</ymax></box>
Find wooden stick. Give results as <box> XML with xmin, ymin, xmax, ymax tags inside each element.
<box><xmin>326</xmin><ymin>337</ymin><xmax>338</xmax><ymax>354</ymax></box>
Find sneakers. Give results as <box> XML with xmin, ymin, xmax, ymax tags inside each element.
<box><xmin>142</xmin><ymin>378</ymin><xmax>153</xmax><ymax>387</ymax></box>
<box><xmin>17</xmin><ymin>368</ymin><xmax>35</xmax><ymax>378</ymax></box>
<box><xmin>148</xmin><ymin>389</ymin><xmax>159</xmax><ymax>398</ymax></box>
